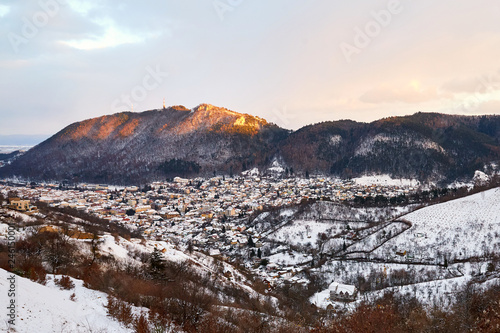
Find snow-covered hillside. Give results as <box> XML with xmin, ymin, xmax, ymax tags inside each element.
<box><xmin>0</xmin><ymin>269</ymin><xmax>137</xmax><ymax>333</ymax></box>
<box><xmin>251</xmin><ymin>187</ymin><xmax>500</xmax><ymax>313</ymax></box>
<box><xmin>373</xmin><ymin>187</ymin><xmax>500</xmax><ymax>261</ymax></box>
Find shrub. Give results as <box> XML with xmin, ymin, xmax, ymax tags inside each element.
<box><xmin>118</xmin><ymin>301</ymin><xmax>134</xmax><ymax>328</ymax></box>
<box><xmin>134</xmin><ymin>313</ymin><xmax>150</xmax><ymax>333</ymax></box>
<box><xmin>28</xmin><ymin>265</ymin><xmax>47</xmax><ymax>285</ymax></box>
<box><xmin>55</xmin><ymin>275</ymin><xmax>75</xmax><ymax>290</ymax></box>
<box><xmin>105</xmin><ymin>295</ymin><xmax>120</xmax><ymax>319</ymax></box>
<box><xmin>106</xmin><ymin>295</ymin><xmax>135</xmax><ymax>328</ymax></box>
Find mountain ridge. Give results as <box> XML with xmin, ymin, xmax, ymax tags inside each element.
<box><xmin>0</xmin><ymin>104</ymin><xmax>286</xmax><ymax>184</ymax></box>
<box><xmin>1</xmin><ymin>105</ymin><xmax>500</xmax><ymax>184</ymax></box>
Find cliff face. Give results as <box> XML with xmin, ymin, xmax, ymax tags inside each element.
<box><xmin>2</xmin><ymin>107</ymin><xmax>500</xmax><ymax>185</ymax></box>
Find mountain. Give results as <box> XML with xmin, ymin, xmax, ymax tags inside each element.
<box><xmin>280</xmin><ymin>112</ymin><xmax>500</xmax><ymax>182</ymax></box>
<box><xmin>1</xmin><ymin>106</ymin><xmax>500</xmax><ymax>184</ymax></box>
<box><xmin>0</xmin><ymin>104</ymin><xmax>287</xmax><ymax>184</ymax></box>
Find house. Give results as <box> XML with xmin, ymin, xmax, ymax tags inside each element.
<box><xmin>329</xmin><ymin>282</ymin><xmax>358</xmax><ymax>302</ymax></box>
<box><xmin>163</xmin><ymin>211</ymin><xmax>181</xmax><ymax>219</ymax></box>
<box><xmin>8</xmin><ymin>198</ymin><xmax>36</xmax><ymax>213</ymax></box>
<box><xmin>225</xmin><ymin>207</ymin><xmax>237</xmax><ymax>217</ymax></box>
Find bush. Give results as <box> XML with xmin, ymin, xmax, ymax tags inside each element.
<box><xmin>106</xmin><ymin>296</ymin><xmax>135</xmax><ymax>328</ymax></box>
<box><xmin>134</xmin><ymin>313</ymin><xmax>150</xmax><ymax>333</ymax></box>
<box><xmin>27</xmin><ymin>265</ymin><xmax>47</xmax><ymax>285</ymax></box>
<box><xmin>55</xmin><ymin>275</ymin><xmax>75</xmax><ymax>290</ymax></box>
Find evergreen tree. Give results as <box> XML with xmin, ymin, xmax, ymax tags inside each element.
<box><xmin>257</xmin><ymin>248</ymin><xmax>262</xmax><ymax>259</ymax></box>
<box><xmin>149</xmin><ymin>248</ymin><xmax>165</xmax><ymax>279</ymax></box>
<box><xmin>247</xmin><ymin>235</ymin><xmax>255</xmax><ymax>248</ymax></box>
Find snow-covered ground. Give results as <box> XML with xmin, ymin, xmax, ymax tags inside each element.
<box><xmin>309</xmin><ymin>187</ymin><xmax>500</xmax><ymax>311</ymax></box>
<box><xmin>373</xmin><ymin>187</ymin><xmax>500</xmax><ymax>261</ymax></box>
<box><xmin>269</xmin><ymin>220</ymin><xmax>333</xmax><ymax>248</ymax></box>
<box><xmin>0</xmin><ymin>269</ymin><xmax>139</xmax><ymax>333</ymax></box>
<box><xmin>268</xmin><ymin>250</ymin><xmax>312</xmax><ymax>266</ymax></box>
<box><xmin>353</xmin><ymin>174</ymin><xmax>420</xmax><ymax>187</ymax></box>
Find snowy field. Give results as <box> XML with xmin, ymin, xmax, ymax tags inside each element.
<box><xmin>373</xmin><ymin>187</ymin><xmax>500</xmax><ymax>261</ymax></box>
<box><xmin>0</xmin><ymin>269</ymin><xmax>139</xmax><ymax>333</ymax></box>
<box><xmin>309</xmin><ymin>188</ymin><xmax>500</xmax><ymax>310</ymax></box>
<box><xmin>353</xmin><ymin>174</ymin><xmax>420</xmax><ymax>187</ymax></box>
<box><xmin>269</xmin><ymin>220</ymin><xmax>334</xmax><ymax>248</ymax></box>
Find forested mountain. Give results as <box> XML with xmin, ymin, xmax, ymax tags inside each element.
<box><xmin>2</xmin><ymin>105</ymin><xmax>500</xmax><ymax>184</ymax></box>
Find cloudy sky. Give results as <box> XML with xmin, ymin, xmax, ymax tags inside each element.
<box><xmin>1</xmin><ymin>0</ymin><xmax>500</xmax><ymax>136</ymax></box>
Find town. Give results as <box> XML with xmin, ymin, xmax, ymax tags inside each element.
<box><xmin>1</xmin><ymin>173</ymin><xmax>420</xmax><ymax>286</ymax></box>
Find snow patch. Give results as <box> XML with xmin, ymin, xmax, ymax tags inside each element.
<box><xmin>241</xmin><ymin>167</ymin><xmax>259</xmax><ymax>177</ymax></box>
<box><xmin>329</xmin><ymin>135</ymin><xmax>342</xmax><ymax>146</ymax></box>
<box><xmin>267</xmin><ymin>159</ymin><xmax>285</xmax><ymax>174</ymax></box>
<box><xmin>355</xmin><ymin>133</ymin><xmax>445</xmax><ymax>156</ymax></box>
<box><xmin>353</xmin><ymin>174</ymin><xmax>420</xmax><ymax>187</ymax></box>
<box><xmin>473</xmin><ymin>170</ymin><xmax>490</xmax><ymax>185</ymax></box>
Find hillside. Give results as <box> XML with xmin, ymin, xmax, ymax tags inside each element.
<box><xmin>0</xmin><ymin>104</ymin><xmax>287</xmax><ymax>184</ymax></box>
<box><xmin>1</xmin><ymin>181</ymin><xmax>500</xmax><ymax>332</ymax></box>
<box><xmin>250</xmin><ymin>187</ymin><xmax>500</xmax><ymax>318</ymax></box>
<box><xmin>2</xmin><ymin>108</ymin><xmax>500</xmax><ymax>184</ymax></box>
<box><xmin>0</xmin><ymin>268</ymin><xmax>137</xmax><ymax>332</ymax></box>
<box><xmin>280</xmin><ymin>113</ymin><xmax>500</xmax><ymax>182</ymax></box>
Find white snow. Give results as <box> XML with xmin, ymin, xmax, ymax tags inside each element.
<box><xmin>473</xmin><ymin>170</ymin><xmax>490</xmax><ymax>185</ymax></box>
<box><xmin>354</xmin><ymin>133</ymin><xmax>445</xmax><ymax>156</ymax></box>
<box><xmin>353</xmin><ymin>174</ymin><xmax>420</xmax><ymax>187</ymax></box>
<box><xmin>373</xmin><ymin>187</ymin><xmax>500</xmax><ymax>261</ymax></box>
<box><xmin>99</xmin><ymin>235</ymin><xmax>130</xmax><ymax>259</ymax></box>
<box><xmin>268</xmin><ymin>251</ymin><xmax>312</xmax><ymax>266</ymax></box>
<box><xmin>329</xmin><ymin>281</ymin><xmax>356</xmax><ymax>295</ymax></box>
<box><xmin>241</xmin><ymin>168</ymin><xmax>259</xmax><ymax>177</ymax></box>
<box><xmin>0</xmin><ymin>269</ymin><xmax>137</xmax><ymax>333</ymax></box>
<box><xmin>269</xmin><ymin>220</ymin><xmax>332</xmax><ymax>248</ymax></box>
<box><xmin>267</xmin><ymin>159</ymin><xmax>285</xmax><ymax>173</ymax></box>
<box><xmin>329</xmin><ymin>135</ymin><xmax>342</xmax><ymax>146</ymax></box>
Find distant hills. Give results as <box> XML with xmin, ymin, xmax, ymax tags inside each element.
<box><xmin>1</xmin><ymin>104</ymin><xmax>500</xmax><ymax>185</ymax></box>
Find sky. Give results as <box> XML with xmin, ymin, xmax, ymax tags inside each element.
<box><xmin>1</xmin><ymin>0</ymin><xmax>500</xmax><ymax>136</ymax></box>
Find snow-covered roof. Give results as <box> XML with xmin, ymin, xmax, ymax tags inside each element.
<box><xmin>329</xmin><ymin>282</ymin><xmax>356</xmax><ymax>295</ymax></box>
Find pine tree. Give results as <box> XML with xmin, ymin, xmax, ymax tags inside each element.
<box><xmin>257</xmin><ymin>248</ymin><xmax>262</xmax><ymax>259</ymax></box>
<box><xmin>149</xmin><ymin>248</ymin><xmax>165</xmax><ymax>279</ymax></box>
<box><xmin>247</xmin><ymin>236</ymin><xmax>255</xmax><ymax>248</ymax></box>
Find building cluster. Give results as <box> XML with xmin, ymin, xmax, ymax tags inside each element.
<box><xmin>1</xmin><ymin>175</ymin><xmax>418</xmax><ymax>288</ymax></box>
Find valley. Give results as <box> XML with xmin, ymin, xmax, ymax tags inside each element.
<box><xmin>1</xmin><ymin>174</ymin><xmax>499</xmax><ymax>332</ymax></box>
